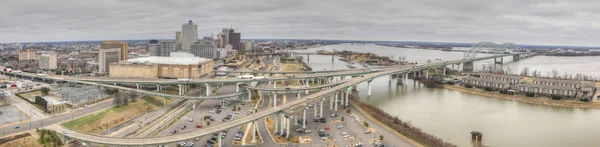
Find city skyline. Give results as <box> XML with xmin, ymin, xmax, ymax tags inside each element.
<box><xmin>1</xmin><ymin>0</ymin><xmax>600</xmax><ymax>46</ymax></box>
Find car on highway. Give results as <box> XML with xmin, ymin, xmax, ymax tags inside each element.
<box><xmin>196</xmin><ymin>124</ymin><xmax>203</xmax><ymax>128</ymax></box>
<box><xmin>180</xmin><ymin>125</ymin><xmax>186</xmax><ymax>129</ymax></box>
<box><xmin>364</xmin><ymin>130</ymin><xmax>372</xmax><ymax>134</ymax></box>
<box><xmin>370</xmin><ymin>68</ymin><xmax>380</xmax><ymax>72</ymax></box>
<box><xmin>330</xmin><ymin>113</ymin><xmax>337</xmax><ymax>117</ymax></box>
<box><xmin>15</xmin><ymin>126</ymin><xmax>20</xmax><ymax>129</ymax></box>
<box><xmin>304</xmin><ymin>129</ymin><xmax>311</xmax><ymax>133</ymax></box>
<box><xmin>252</xmin><ymin>76</ymin><xmax>268</xmax><ymax>80</ymax></box>
<box><xmin>237</xmin><ymin>75</ymin><xmax>254</xmax><ymax>79</ymax></box>
<box><xmin>63</xmin><ymin>131</ymin><xmax>68</xmax><ymax>134</ymax></box>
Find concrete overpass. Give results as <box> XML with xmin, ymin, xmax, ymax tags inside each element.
<box><xmin>39</xmin><ymin>54</ymin><xmax>531</xmax><ymax>146</ymax></box>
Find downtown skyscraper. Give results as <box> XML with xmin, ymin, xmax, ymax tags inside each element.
<box><xmin>181</xmin><ymin>20</ymin><xmax>198</xmax><ymax>51</ymax></box>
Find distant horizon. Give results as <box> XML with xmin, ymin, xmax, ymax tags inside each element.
<box><xmin>3</xmin><ymin>38</ymin><xmax>600</xmax><ymax>49</ymax></box>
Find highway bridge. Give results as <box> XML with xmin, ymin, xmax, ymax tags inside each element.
<box><xmin>30</xmin><ymin>53</ymin><xmax>536</xmax><ymax>146</ymax></box>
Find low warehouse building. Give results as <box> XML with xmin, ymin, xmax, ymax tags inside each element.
<box><xmin>109</xmin><ymin>56</ymin><xmax>213</xmax><ymax>79</ymax></box>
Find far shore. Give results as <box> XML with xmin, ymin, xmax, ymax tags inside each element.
<box><xmin>444</xmin><ymin>84</ymin><xmax>600</xmax><ymax>109</ymax></box>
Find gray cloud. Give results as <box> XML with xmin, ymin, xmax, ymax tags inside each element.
<box><xmin>1</xmin><ymin>0</ymin><xmax>598</xmax><ymax>46</ymax></box>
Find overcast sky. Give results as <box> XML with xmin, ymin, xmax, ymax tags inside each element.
<box><xmin>1</xmin><ymin>0</ymin><xmax>599</xmax><ymax>46</ymax></box>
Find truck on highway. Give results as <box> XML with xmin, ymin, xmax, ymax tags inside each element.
<box><xmin>252</xmin><ymin>76</ymin><xmax>268</xmax><ymax>80</ymax></box>
<box><xmin>37</xmin><ymin>73</ymin><xmax>46</xmax><ymax>77</ymax></box>
<box><xmin>237</xmin><ymin>75</ymin><xmax>254</xmax><ymax>79</ymax></box>
<box><xmin>177</xmin><ymin>78</ymin><xmax>192</xmax><ymax>82</ymax></box>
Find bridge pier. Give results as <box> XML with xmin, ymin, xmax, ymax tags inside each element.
<box><xmin>205</xmin><ymin>83</ymin><xmax>212</xmax><ymax>96</ymax></box>
<box><xmin>425</xmin><ymin>69</ymin><xmax>429</xmax><ymax>79</ymax></box>
<box><xmin>136</xmin><ymin>84</ymin><xmax>140</xmax><ymax>89</ymax></box>
<box><xmin>340</xmin><ymin>90</ymin><xmax>345</xmax><ymax>107</ymax></box>
<box><xmin>156</xmin><ymin>84</ymin><xmax>160</xmax><ymax>91</ymax></box>
<box><xmin>273</xmin><ymin>92</ymin><xmax>278</xmax><ymax>107</ymax></box>
<box><xmin>513</xmin><ymin>54</ymin><xmax>520</xmax><ymax>61</ymax></box>
<box><xmin>464</xmin><ymin>62</ymin><xmax>474</xmax><ymax>72</ymax></box>
<box><xmin>367</xmin><ymin>80</ymin><xmax>372</xmax><ymax>96</ymax></box>
<box><xmin>297</xmin><ymin>92</ymin><xmax>301</xmax><ymax>99</ymax></box>
<box><xmin>273</xmin><ymin>81</ymin><xmax>277</xmax><ymax>88</ymax></box>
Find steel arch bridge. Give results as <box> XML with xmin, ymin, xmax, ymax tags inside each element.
<box><xmin>465</xmin><ymin>41</ymin><xmax>519</xmax><ymax>59</ymax></box>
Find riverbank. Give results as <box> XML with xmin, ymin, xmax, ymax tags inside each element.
<box><xmin>444</xmin><ymin>84</ymin><xmax>600</xmax><ymax>109</ymax></box>
<box><xmin>349</xmin><ymin>96</ymin><xmax>455</xmax><ymax>147</ymax></box>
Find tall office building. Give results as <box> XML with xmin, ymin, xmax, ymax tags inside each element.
<box><xmin>98</xmin><ymin>48</ymin><xmax>121</xmax><ymax>74</ymax></box>
<box><xmin>148</xmin><ymin>40</ymin><xmax>160</xmax><ymax>56</ymax></box>
<box><xmin>217</xmin><ymin>33</ymin><xmax>224</xmax><ymax>48</ymax></box>
<box><xmin>191</xmin><ymin>42</ymin><xmax>217</xmax><ymax>59</ymax></box>
<box><xmin>181</xmin><ymin>20</ymin><xmax>198</xmax><ymax>51</ymax></box>
<box><xmin>159</xmin><ymin>40</ymin><xmax>176</xmax><ymax>57</ymax></box>
<box><xmin>39</xmin><ymin>53</ymin><xmax>57</xmax><ymax>70</ymax></box>
<box><xmin>222</xmin><ymin>28</ymin><xmax>230</xmax><ymax>47</ymax></box>
<box><xmin>19</xmin><ymin>49</ymin><xmax>36</xmax><ymax>61</ymax></box>
<box><xmin>175</xmin><ymin>31</ymin><xmax>182</xmax><ymax>43</ymax></box>
<box><xmin>228</xmin><ymin>29</ymin><xmax>242</xmax><ymax>50</ymax></box>
<box><xmin>100</xmin><ymin>40</ymin><xmax>128</xmax><ymax>60</ymax></box>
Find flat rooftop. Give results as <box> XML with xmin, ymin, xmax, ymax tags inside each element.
<box><xmin>124</xmin><ymin>56</ymin><xmax>212</xmax><ymax>65</ymax></box>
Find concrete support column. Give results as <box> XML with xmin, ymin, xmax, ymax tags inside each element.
<box><xmin>156</xmin><ymin>84</ymin><xmax>160</xmax><ymax>91</ymax></box>
<box><xmin>305</xmin><ymin>79</ymin><xmax>310</xmax><ymax>94</ymax></box>
<box><xmin>163</xmin><ymin>97</ymin><xmax>166</xmax><ymax>106</ymax></box>
<box><xmin>295</xmin><ymin>114</ymin><xmax>298</xmax><ymax>126</ymax></box>
<box><xmin>136</xmin><ymin>84</ymin><xmax>140</xmax><ymax>89</ymax></box>
<box><xmin>297</xmin><ymin>92</ymin><xmax>301</xmax><ymax>99</ymax></box>
<box><xmin>273</xmin><ymin>92</ymin><xmax>277</xmax><ymax>107</ymax></box>
<box><xmin>319</xmin><ymin>99</ymin><xmax>324</xmax><ymax>117</ymax></box>
<box><xmin>367</xmin><ymin>80</ymin><xmax>372</xmax><ymax>96</ymax></box>
<box><xmin>178</xmin><ymin>84</ymin><xmax>182</xmax><ymax>95</ymax></box>
<box><xmin>413</xmin><ymin>71</ymin><xmax>416</xmax><ymax>78</ymax></box>
<box><xmin>404</xmin><ymin>73</ymin><xmax>408</xmax><ymax>85</ymax></box>
<box><xmin>217</xmin><ymin>131</ymin><xmax>222</xmax><ymax>147</ymax></box>
<box><xmin>286</xmin><ymin>117</ymin><xmax>290</xmax><ymax>138</ymax></box>
<box><xmin>252</xmin><ymin>120</ymin><xmax>257</xmax><ymax>143</ymax></box>
<box><xmin>274</xmin><ymin>81</ymin><xmax>277</xmax><ymax>88</ymax></box>
<box><xmin>340</xmin><ymin>90</ymin><xmax>345</xmax><ymax>107</ymax></box>
<box><xmin>329</xmin><ymin>95</ymin><xmax>334</xmax><ymax>110</ymax></box>
<box><xmin>443</xmin><ymin>67</ymin><xmax>446</xmax><ymax>76</ymax></box>
<box><xmin>274</xmin><ymin>112</ymin><xmax>279</xmax><ymax>134</ymax></box>
<box><xmin>334</xmin><ymin>92</ymin><xmax>338</xmax><ymax>111</ymax></box>
<box><xmin>425</xmin><ymin>69</ymin><xmax>429</xmax><ymax>79</ymax></box>
<box><xmin>193</xmin><ymin>100</ymin><xmax>196</xmax><ymax>109</ymax></box>
<box><xmin>205</xmin><ymin>83</ymin><xmax>212</xmax><ymax>96</ymax></box>
<box><xmin>248</xmin><ymin>90</ymin><xmax>252</xmax><ymax>101</ymax></box>
<box><xmin>302</xmin><ymin>109</ymin><xmax>307</xmax><ymax>129</ymax></box>
<box><xmin>313</xmin><ymin>102</ymin><xmax>318</xmax><ymax>117</ymax></box>
<box><xmin>279</xmin><ymin>115</ymin><xmax>285</xmax><ymax>134</ymax></box>
<box><xmin>345</xmin><ymin>87</ymin><xmax>350</xmax><ymax>106</ymax></box>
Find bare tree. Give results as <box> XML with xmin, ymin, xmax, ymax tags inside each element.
<box><xmin>506</xmin><ymin>68</ymin><xmax>512</xmax><ymax>75</ymax></box>
<box><xmin>531</xmin><ymin>70</ymin><xmax>538</xmax><ymax>77</ymax></box>
<box><xmin>551</xmin><ymin>69</ymin><xmax>559</xmax><ymax>78</ymax></box>
<box><xmin>520</xmin><ymin>67</ymin><xmax>530</xmax><ymax>76</ymax></box>
<box><xmin>563</xmin><ymin>72</ymin><xmax>569</xmax><ymax>79</ymax></box>
<box><xmin>481</xmin><ymin>64</ymin><xmax>487</xmax><ymax>72</ymax></box>
<box><xmin>129</xmin><ymin>91</ymin><xmax>138</xmax><ymax>102</ymax></box>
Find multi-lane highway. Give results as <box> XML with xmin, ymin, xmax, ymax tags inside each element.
<box><xmin>45</xmin><ymin>54</ymin><xmax>517</xmax><ymax>146</ymax></box>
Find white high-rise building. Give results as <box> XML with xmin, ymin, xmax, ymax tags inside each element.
<box><xmin>39</xmin><ymin>53</ymin><xmax>58</xmax><ymax>70</ymax></box>
<box><xmin>181</xmin><ymin>20</ymin><xmax>198</xmax><ymax>51</ymax></box>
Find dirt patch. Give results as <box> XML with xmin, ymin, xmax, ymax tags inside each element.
<box><xmin>17</xmin><ymin>91</ymin><xmax>42</xmax><ymax>101</ymax></box>
<box><xmin>445</xmin><ymin>85</ymin><xmax>600</xmax><ymax>109</ymax></box>
<box><xmin>63</xmin><ymin>98</ymin><xmax>161</xmax><ymax>134</ymax></box>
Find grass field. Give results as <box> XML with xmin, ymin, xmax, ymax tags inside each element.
<box><xmin>63</xmin><ymin>96</ymin><xmax>163</xmax><ymax>134</ymax></box>
<box><xmin>141</xmin><ymin>96</ymin><xmax>174</xmax><ymax>107</ymax></box>
<box><xmin>17</xmin><ymin>91</ymin><xmax>42</xmax><ymax>101</ymax></box>
<box><xmin>0</xmin><ymin>133</ymin><xmax>43</xmax><ymax>147</ymax></box>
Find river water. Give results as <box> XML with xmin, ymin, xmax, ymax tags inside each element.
<box><xmin>290</xmin><ymin>44</ymin><xmax>600</xmax><ymax>147</ymax></box>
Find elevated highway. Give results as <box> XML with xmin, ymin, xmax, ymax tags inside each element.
<box><xmin>40</xmin><ymin>54</ymin><xmax>527</xmax><ymax>146</ymax></box>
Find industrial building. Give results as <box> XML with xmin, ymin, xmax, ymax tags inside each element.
<box><xmin>159</xmin><ymin>40</ymin><xmax>176</xmax><ymax>57</ymax></box>
<box><xmin>191</xmin><ymin>42</ymin><xmax>217</xmax><ymax>59</ymax></box>
<box><xmin>109</xmin><ymin>56</ymin><xmax>213</xmax><ymax>79</ymax></box>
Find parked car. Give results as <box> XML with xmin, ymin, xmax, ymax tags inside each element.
<box><xmin>364</xmin><ymin>130</ymin><xmax>372</xmax><ymax>134</ymax></box>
